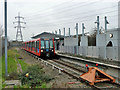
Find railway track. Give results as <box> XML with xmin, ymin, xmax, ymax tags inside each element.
<box><xmin>23</xmin><ymin>49</ymin><xmax>120</xmax><ymax>89</ymax></box>
<box><xmin>49</xmin><ymin>59</ymin><xmax>120</xmax><ymax>89</ymax></box>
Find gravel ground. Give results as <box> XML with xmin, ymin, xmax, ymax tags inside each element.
<box><xmin>17</xmin><ymin>48</ymin><xmax>91</xmax><ymax>88</ymax></box>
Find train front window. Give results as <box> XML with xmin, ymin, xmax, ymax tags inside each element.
<box><xmin>41</xmin><ymin>40</ymin><xmax>44</xmax><ymax>49</ymax></box>
<box><xmin>50</xmin><ymin>40</ymin><xmax>53</xmax><ymax>48</ymax></box>
<box><xmin>45</xmin><ymin>41</ymin><xmax>49</xmax><ymax>49</ymax></box>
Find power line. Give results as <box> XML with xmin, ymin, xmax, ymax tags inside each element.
<box><xmin>28</xmin><ymin>9</ymin><xmax>117</xmax><ymax>26</ymax></box>
<box><xmin>23</xmin><ymin>0</ymin><xmax>75</xmax><ymax>16</ymax></box>
<box><xmin>27</xmin><ymin>4</ymin><xmax>117</xmax><ymax>22</ymax></box>
<box><xmin>28</xmin><ymin>14</ymin><xmax>117</xmax><ymax>28</ymax></box>
<box><xmin>13</xmin><ymin>12</ymin><xmax>26</xmax><ymax>41</ymax></box>
<box><xmin>26</xmin><ymin>0</ymin><xmax>95</xmax><ymax>18</ymax></box>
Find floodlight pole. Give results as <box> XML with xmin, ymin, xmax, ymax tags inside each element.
<box><xmin>64</xmin><ymin>28</ymin><xmax>65</xmax><ymax>37</ymax></box>
<box><xmin>59</xmin><ymin>29</ymin><xmax>61</xmax><ymax>35</ymax></box>
<box><xmin>95</xmin><ymin>16</ymin><xmax>100</xmax><ymax>35</ymax></box>
<box><xmin>69</xmin><ymin>28</ymin><xmax>70</xmax><ymax>37</ymax></box>
<box><xmin>82</xmin><ymin>23</ymin><xmax>85</xmax><ymax>36</ymax></box>
<box><xmin>4</xmin><ymin>0</ymin><xmax>8</xmax><ymax>77</ymax></box>
<box><xmin>76</xmin><ymin>23</ymin><xmax>78</xmax><ymax>55</ymax></box>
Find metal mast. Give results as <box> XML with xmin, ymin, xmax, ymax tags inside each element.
<box><xmin>4</xmin><ymin>0</ymin><xmax>8</xmax><ymax>77</ymax></box>
<box><xmin>13</xmin><ymin>12</ymin><xmax>26</xmax><ymax>41</ymax></box>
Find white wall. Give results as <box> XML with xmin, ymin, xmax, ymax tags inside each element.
<box><xmin>59</xmin><ymin>28</ymin><xmax>120</xmax><ymax>61</ymax></box>
<box><xmin>96</xmin><ymin>34</ymin><xmax>106</xmax><ymax>46</ymax></box>
<box><xmin>64</xmin><ymin>37</ymin><xmax>78</xmax><ymax>46</ymax></box>
<box><xmin>59</xmin><ymin>46</ymin><xmax>119</xmax><ymax>61</ymax></box>
<box><xmin>106</xmin><ymin>29</ymin><xmax>120</xmax><ymax>46</ymax></box>
<box><xmin>80</xmin><ymin>36</ymin><xmax>88</xmax><ymax>46</ymax></box>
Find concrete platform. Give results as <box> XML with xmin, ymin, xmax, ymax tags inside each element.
<box><xmin>57</xmin><ymin>52</ymin><xmax>120</xmax><ymax>69</ymax></box>
<box><xmin>4</xmin><ymin>80</ymin><xmax>21</xmax><ymax>86</ymax></box>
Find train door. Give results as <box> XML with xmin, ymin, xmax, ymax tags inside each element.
<box><xmin>45</xmin><ymin>40</ymin><xmax>49</xmax><ymax>52</ymax></box>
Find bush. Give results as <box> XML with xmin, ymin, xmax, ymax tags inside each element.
<box><xmin>19</xmin><ymin>64</ymin><xmax>52</xmax><ymax>88</ymax></box>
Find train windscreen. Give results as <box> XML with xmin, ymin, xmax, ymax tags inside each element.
<box><xmin>41</xmin><ymin>40</ymin><xmax>44</xmax><ymax>49</ymax></box>
<box><xmin>50</xmin><ymin>40</ymin><xmax>53</xmax><ymax>48</ymax></box>
<box><xmin>45</xmin><ymin>41</ymin><xmax>49</xmax><ymax>49</ymax></box>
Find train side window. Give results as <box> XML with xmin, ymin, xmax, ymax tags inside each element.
<box><xmin>34</xmin><ymin>41</ymin><xmax>36</xmax><ymax>52</ymax></box>
<box><xmin>37</xmin><ymin>41</ymin><xmax>39</xmax><ymax>49</ymax></box>
<box><xmin>50</xmin><ymin>40</ymin><xmax>53</xmax><ymax>48</ymax></box>
<box><xmin>25</xmin><ymin>43</ymin><xmax>26</xmax><ymax>48</ymax></box>
<box><xmin>31</xmin><ymin>42</ymin><xmax>32</xmax><ymax>51</ymax></box>
<box><xmin>36</xmin><ymin>41</ymin><xmax>39</xmax><ymax>53</ymax></box>
<box><xmin>30</xmin><ymin>42</ymin><xmax>32</xmax><ymax>51</ymax></box>
<box><xmin>41</xmin><ymin>40</ymin><xmax>44</xmax><ymax>49</ymax></box>
<box><xmin>28</xmin><ymin>42</ymin><xmax>30</xmax><ymax>48</ymax></box>
<box><xmin>33</xmin><ymin>42</ymin><xmax>34</xmax><ymax>48</ymax></box>
<box><xmin>27</xmin><ymin>43</ymin><xmax>28</xmax><ymax>48</ymax></box>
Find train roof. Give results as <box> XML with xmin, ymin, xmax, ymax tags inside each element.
<box><xmin>31</xmin><ymin>32</ymin><xmax>64</xmax><ymax>39</ymax></box>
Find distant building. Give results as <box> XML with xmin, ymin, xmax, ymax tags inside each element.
<box><xmin>10</xmin><ymin>40</ymin><xmax>23</xmax><ymax>47</ymax></box>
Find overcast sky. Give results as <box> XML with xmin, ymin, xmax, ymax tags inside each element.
<box><xmin>0</xmin><ymin>0</ymin><xmax>119</xmax><ymax>41</ymax></box>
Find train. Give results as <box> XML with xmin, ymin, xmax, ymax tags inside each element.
<box><xmin>22</xmin><ymin>38</ymin><xmax>55</xmax><ymax>58</ymax></box>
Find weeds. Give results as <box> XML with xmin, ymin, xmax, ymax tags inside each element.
<box><xmin>20</xmin><ymin>64</ymin><xmax>52</xmax><ymax>88</ymax></box>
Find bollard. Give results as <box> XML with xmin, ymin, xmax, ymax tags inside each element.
<box><xmin>59</xmin><ymin>69</ymin><xmax>61</xmax><ymax>74</ymax></box>
<box><xmin>96</xmin><ymin>64</ymin><xmax>98</xmax><ymax>67</ymax></box>
<box><xmin>46</xmin><ymin>62</ymin><xmax>48</xmax><ymax>65</ymax></box>
<box><xmin>86</xmin><ymin>64</ymin><xmax>89</xmax><ymax>72</ymax></box>
<box><xmin>52</xmin><ymin>65</ymin><xmax>54</xmax><ymax>69</ymax></box>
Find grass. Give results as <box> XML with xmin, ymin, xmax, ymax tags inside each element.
<box><xmin>2</xmin><ymin>48</ymin><xmax>29</xmax><ymax>86</ymax></box>
<box><xmin>19</xmin><ymin>64</ymin><xmax>52</xmax><ymax>88</ymax></box>
<box><xmin>18</xmin><ymin>59</ymin><xmax>28</xmax><ymax>71</ymax></box>
<box><xmin>2</xmin><ymin>48</ymin><xmax>51</xmax><ymax>88</ymax></box>
<box><xmin>2</xmin><ymin>54</ymin><xmax>18</xmax><ymax>82</ymax></box>
<box><xmin>0</xmin><ymin>56</ymin><xmax>2</xmax><ymax>90</ymax></box>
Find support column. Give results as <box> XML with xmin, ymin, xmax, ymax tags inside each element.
<box><xmin>69</xmin><ymin>28</ymin><xmax>70</xmax><ymax>37</ymax></box>
<box><xmin>55</xmin><ymin>30</ymin><xmax>57</xmax><ymax>34</ymax></box>
<box><xmin>64</xmin><ymin>28</ymin><xmax>65</xmax><ymax>37</ymax></box>
<box><xmin>82</xmin><ymin>23</ymin><xmax>85</xmax><ymax>36</ymax></box>
<box><xmin>104</xmin><ymin>16</ymin><xmax>109</xmax><ymax>59</ymax></box>
<box><xmin>76</xmin><ymin>23</ymin><xmax>78</xmax><ymax>54</ymax></box>
<box><xmin>59</xmin><ymin>29</ymin><xmax>61</xmax><ymax>35</ymax></box>
<box><xmin>95</xmin><ymin>16</ymin><xmax>100</xmax><ymax>58</ymax></box>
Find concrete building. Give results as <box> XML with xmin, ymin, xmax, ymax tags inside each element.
<box><xmin>10</xmin><ymin>40</ymin><xmax>23</xmax><ymax>47</ymax></box>
<box><xmin>60</xmin><ymin>1</ymin><xmax>120</xmax><ymax>60</ymax></box>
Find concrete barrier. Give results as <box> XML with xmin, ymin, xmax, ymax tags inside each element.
<box><xmin>59</xmin><ymin>46</ymin><xmax>119</xmax><ymax>61</ymax></box>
